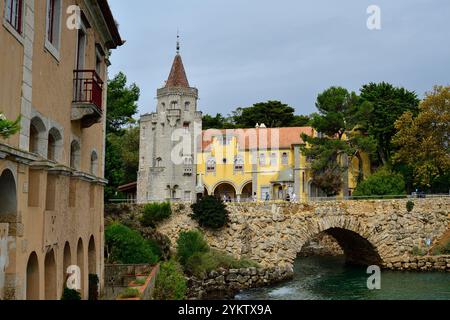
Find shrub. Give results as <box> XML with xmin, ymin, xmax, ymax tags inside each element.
<box><xmin>154</xmin><ymin>260</ymin><xmax>187</xmax><ymax>300</ymax></box>
<box><xmin>141</xmin><ymin>202</ymin><xmax>172</xmax><ymax>227</ymax></box>
<box><xmin>411</xmin><ymin>246</ymin><xmax>426</xmax><ymax>256</ymax></box>
<box><xmin>120</xmin><ymin>288</ymin><xmax>141</xmax><ymax>299</ymax></box>
<box><xmin>190</xmin><ymin>196</ymin><xmax>229</xmax><ymax>230</ymax></box>
<box><xmin>406</xmin><ymin>200</ymin><xmax>415</xmax><ymax>213</ymax></box>
<box><xmin>61</xmin><ymin>288</ymin><xmax>81</xmax><ymax>300</ymax></box>
<box><xmin>432</xmin><ymin>240</ymin><xmax>450</xmax><ymax>256</ymax></box>
<box><xmin>105</xmin><ymin>223</ymin><xmax>158</xmax><ymax>264</ymax></box>
<box><xmin>353</xmin><ymin>167</ymin><xmax>406</xmax><ymax>197</ymax></box>
<box><xmin>147</xmin><ymin>238</ymin><xmax>162</xmax><ymax>260</ymax></box>
<box><xmin>176</xmin><ymin>230</ymin><xmax>209</xmax><ymax>266</ymax></box>
<box><xmin>185</xmin><ymin>249</ymin><xmax>259</xmax><ymax>278</ymax></box>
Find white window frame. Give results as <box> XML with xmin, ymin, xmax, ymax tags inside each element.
<box><xmin>45</xmin><ymin>0</ymin><xmax>62</xmax><ymax>61</ymax></box>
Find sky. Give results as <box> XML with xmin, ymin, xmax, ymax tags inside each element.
<box><xmin>108</xmin><ymin>0</ymin><xmax>450</xmax><ymax>118</ymax></box>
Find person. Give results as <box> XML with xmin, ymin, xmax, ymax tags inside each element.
<box><xmin>291</xmin><ymin>193</ymin><xmax>297</xmax><ymax>203</ymax></box>
<box><xmin>223</xmin><ymin>195</ymin><xmax>227</xmax><ymax>203</ymax></box>
<box><xmin>265</xmin><ymin>192</ymin><xmax>270</xmax><ymax>202</ymax></box>
<box><xmin>252</xmin><ymin>192</ymin><xmax>257</xmax><ymax>202</ymax></box>
<box><xmin>227</xmin><ymin>195</ymin><xmax>232</xmax><ymax>203</ymax></box>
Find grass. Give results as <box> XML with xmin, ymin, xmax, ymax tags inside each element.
<box><xmin>119</xmin><ymin>288</ymin><xmax>141</xmax><ymax>299</ymax></box>
<box><xmin>185</xmin><ymin>249</ymin><xmax>259</xmax><ymax>278</ymax></box>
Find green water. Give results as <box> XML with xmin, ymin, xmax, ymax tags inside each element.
<box><xmin>235</xmin><ymin>256</ymin><xmax>450</xmax><ymax>300</ymax></box>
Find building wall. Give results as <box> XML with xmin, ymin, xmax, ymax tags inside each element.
<box><xmin>197</xmin><ymin>133</ymin><xmax>370</xmax><ymax>202</ymax></box>
<box><xmin>0</xmin><ymin>0</ymin><xmax>118</xmax><ymax>300</ymax></box>
<box><xmin>138</xmin><ymin>86</ymin><xmax>202</xmax><ymax>203</ymax></box>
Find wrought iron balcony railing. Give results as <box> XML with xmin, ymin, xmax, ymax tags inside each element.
<box><xmin>73</xmin><ymin>70</ymin><xmax>103</xmax><ymax>111</ymax></box>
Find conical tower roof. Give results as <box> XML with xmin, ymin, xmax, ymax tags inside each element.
<box><xmin>165</xmin><ymin>54</ymin><xmax>190</xmax><ymax>88</ymax></box>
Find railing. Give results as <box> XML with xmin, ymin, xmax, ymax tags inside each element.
<box><xmin>307</xmin><ymin>194</ymin><xmax>450</xmax><ymax>202</ymax></box>
<box><xmin>73</xmin><ymin>70</ymin><xmax>103</xmax><ymax>111</ymax></box>
<box><xmin>167</xmin><ymin>109</ymin><xmax>181</xmax><ymax>117</ymax></box>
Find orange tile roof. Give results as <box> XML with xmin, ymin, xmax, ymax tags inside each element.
<box><xmin>200</xmin><ymin>127</ymin><xmax>314</xmax><ymax>151</ymax></box>
<box><xmin>165</xmin><ymin>54</ymin><xmax>190</xmax><ymax>88</ymax></box>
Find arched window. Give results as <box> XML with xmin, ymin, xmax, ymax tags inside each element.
<box><xmin>184</xmin><ymin>156</ymin><xmax>193</xmax><ymax>165</ymax></box>
<box><xmin>184</xmin><ymin>102</ymin><xmax>190</xmax><ymax>111</ymax></box>
<box><xmin>90</xmin><ymin>151</ymin><xmax>98</xmax><ymax>175</ymax></box>
<box><xmin>70</xmin><ymin>140</ymin><xmax>81</xmax><ymax>169</ymax></box>
<box><xmin>47</xmin><ymin>128</ymin><xmax>62</xmax><ymax>161</ymax></box>
<box><xmin>170</xmin><ymin>101</ymin><xmax>178</xmax><ymax>109</ymax></box>
<box><xmin>155</xmin><ymin>157</ymin><xmax>162</xmax><ymax>167</ymax></box>
<box><xmin>234</xmin><ymin>155</ymin><xmax>244</xmax><ymax>171</ymax></box>
<box><xmin>29</xmin><ymin>117</ymin><xmax>46</xmax><ymax>155</ymax></box>
<box><xmin>259</xmin><ymin>153</ymin><xmax>266</xmax><ymax>166</ymax></box>
<box><xmin>206</xmin><ymin>157</ymin><xmax>216</xmax><ymax>173</ymax></box>
<box><xmin>270</xmin><ymin>153</ymin><xmax>278</xmax><ymax>166</ymax></box>
<box><xmin>282</xmin><ymin>152</ymin><xmax>289</xmax><ymax>165</ymax></box>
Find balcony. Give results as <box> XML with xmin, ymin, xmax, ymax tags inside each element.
<box><xmin>167</xmin><ymin>109</ymin><xmax>181</xmax><ymax>126</ymax></box>
<box><xmin>71</xmin><ymin>70</ymin><xmax>104</xmax><ymax>128</ymax></box>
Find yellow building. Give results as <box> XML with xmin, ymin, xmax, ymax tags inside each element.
<box><xmin>0</xmin><ymin>0</ymin><xmax>122</xmax><ymax>300</ymax></box>
<box><xmin>197</xmin><ymin>127</ymin><xmax>370</xmax><ymax>202</ymax></box>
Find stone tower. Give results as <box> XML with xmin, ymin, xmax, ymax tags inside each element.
<box><xmin>137</xmin><ymin>43</ymin><xmax>202</xmax><ymax>203</ymax></box>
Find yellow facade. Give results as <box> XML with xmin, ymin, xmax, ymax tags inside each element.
<box><xmin>197</xmin><ymin>127</ymin><xmax>370</xmax><ymax>202</ymax></box>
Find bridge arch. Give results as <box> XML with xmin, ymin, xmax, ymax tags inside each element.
<box><xmin>296</xmin><ymin>216</ymin><xmax>384</xmax><ymax>266</ymax></box>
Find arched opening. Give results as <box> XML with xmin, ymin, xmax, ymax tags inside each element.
<box><xmin>88</xmin><ymin>236</ymin><xmax>96</xmax><ymax>275</ymax></box>
<box><xmin>70</xmin><ymin>140</ymin><xmax>81</xmax><ymax>170</ymax></box>
<box><xmin>240</xmin><ymin>182</ymin><xmax>253</xmax><ymax>202</ymax></box>
<box><xmin>77</xmin><ymin>238</ymin><xmax>85</xmax><ymax>298</ymax></box>
<box><xmin>90</xmin><ymin>151</ymin><xmax>98</xmax><ymax>175</ymax></box>
<box><xmin>29</xmin><ymin>117</ymin><xmax>46</xmax><ymax>155</ymax></box>
<box><xmin>0</xmin><ymin>169</ymin><xmax>17</xmax><ymax>223</ymax></box>
<box><xmin>299</xmin><ymin>228</ymin><xmax>382</xmax><ymax>266</ymax></box>
<box><xmin>26</xmin><ymin>252</ymin><xmax>39</xmax><ymax>300</ymax></box>
<box><xmin>214</xmin><ymin>183</ymin><xmax>237</xmax><ymax>202</ymax></box>
<box><xmin>47</xmin><ymin>128</ymin><xmax>62</xmax><ymax>161</ymax></box>
<box><xmin>44</xmin><ymin>249</ymin><xmax>57</xmax><ymax>300</ymax></box>
<box><xmin>63</xmin><ymin>242</ymin><xmax>71</xmax><ymax>282</ymax></box>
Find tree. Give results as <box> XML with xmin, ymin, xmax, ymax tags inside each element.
<box><xmin>358</xmin><ymin>82</ymin><xmax>420</xmax><ymax>166</ymax></box>
<box><xmin>0</xmin><ymin>114</ymin><xmax>20</xmax><ymax>139</ymax></box>
<box><xmin>104</xmin><ymin>72</ymin><xmax>140</xmax><ymax>200</ymax></box>
<box><xmin>105</xmin><ymin>125</ymin><xmax>140</xmax><ymax>200</ymax></box>
<box><xmin>202</xmin><ymin>113</ymin><xmax>235</xmax><ymax>130</ymax></box>
<box><xmin>106</xmin><ymin>72</ymin><xmax>140</xmax><ymax>134</ymax></box>
<box><xmin>392</xmin><ymin>86</ymin><xmax>450</xmax><ymax>191</ymax></box>
<box><xmin>353</xmin><ymin>167</ymin><xmax>406</xmax><ymax>197</ymax></box>
<box><xmin>301</xmin><ymin>87</ymin><xmax>377</xmax><ymax>195</ymax></box>
<box><xmin>233</xmin><ymin>101</ymin><xmax>298</xmax><ymax>128</ymax></box>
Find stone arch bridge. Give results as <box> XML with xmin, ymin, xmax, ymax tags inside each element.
<box><xmin>158</xmin><ymin>198</ymin><xmax>450</xmax><ymax>269</ymax></box>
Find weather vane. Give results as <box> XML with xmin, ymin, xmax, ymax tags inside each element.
<box><xmin>176</xmin><ymin>29</ymin><xmax>180</xmax><ymax>54</ymax></box>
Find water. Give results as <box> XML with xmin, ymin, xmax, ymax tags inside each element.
<box><xmin>236</xmin><ymin>256</ymin><xmax>450</xmax><ymax>300</ymax></box>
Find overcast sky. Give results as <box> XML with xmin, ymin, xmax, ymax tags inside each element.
<box><xmin>108</xmin><ymin>0</ymin><xmax>450</xmax><ymax>117</ymax></box>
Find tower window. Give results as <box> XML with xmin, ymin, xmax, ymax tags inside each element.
<box><xmin>184</xmin><ymin>102</ymin><xmax>190</xmax><ymax>111</ymax></box>
<box><xmin>171</xmin><ymin>101</ymin><xmax>178</xmax><ymax>109</ymax></box>
<box><xmin>183</xmin><ymin>122</ymin><xmax>190</xmax><ymax>134</ymax></box>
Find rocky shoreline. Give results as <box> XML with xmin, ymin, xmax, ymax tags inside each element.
<box><xmin>384</xmin><ymin>255</ymin><xmax>450</xmax><ymax>272</ymax></box>
<box><xmin>187</xmin><ymin>266</ymin><xmax>294</xmax><ymax>300</ymax></box>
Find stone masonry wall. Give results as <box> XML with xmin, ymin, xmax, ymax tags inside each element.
<box><xmin>187</xmin><ymin>266</ymin><xmax>293</xmax><ymax>300</ymax></box>
<box><xmin>158</xmin><ymin>199</ymin><xmax>450</xmax><ymax>270</ymax></box>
